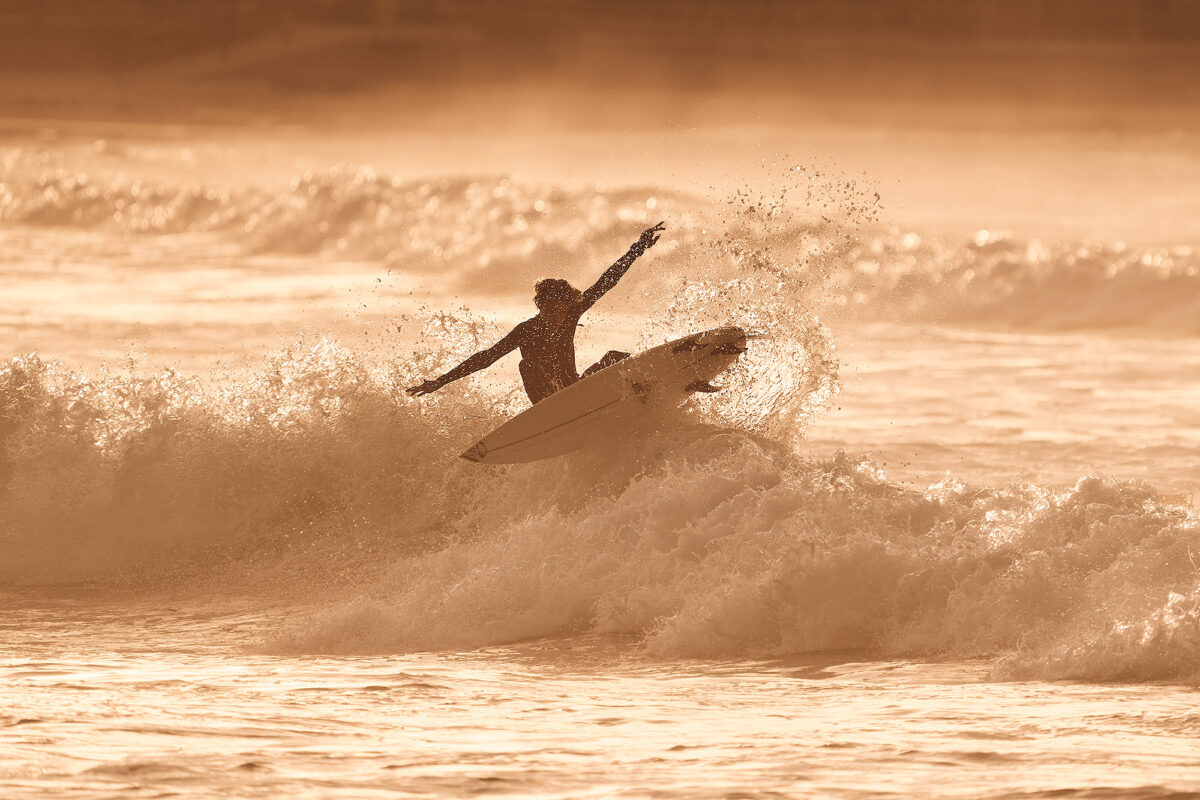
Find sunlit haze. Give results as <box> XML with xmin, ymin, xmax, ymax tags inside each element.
<box><xmin>3</xmin><ymin>3</ymin><xmax>1200</xmax><ymax>798</ymax></box>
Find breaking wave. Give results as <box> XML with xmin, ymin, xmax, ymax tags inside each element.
<box><xmin>0</xmin><ymin>289</ymin><xmax>837</xmax><ymax>589</ymax></box>
<box><xmin>0</xmin><ymin>341</ymin><xmax>498</xmax><ymax>587</ymax></box>
<box><xmin>5</xmin><ymin>338</ymin><xmax>1197</xmax><ymax>683</ymax></box>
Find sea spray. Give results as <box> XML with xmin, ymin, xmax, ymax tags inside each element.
<box><xmin>634</xmin><ymin>168</ymin><xmax>877</xmax><ymax>446</ymax></box>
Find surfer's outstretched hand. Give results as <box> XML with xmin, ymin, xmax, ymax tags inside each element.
<box><xmin>406</xmin><ymin>379</ymin><xmax>440</xmax><ymax>397</ymax></box>
<box><xmin>639</xmin><ymin>221</ymin><xmax>665</xmax><ymax>249</ymax></box>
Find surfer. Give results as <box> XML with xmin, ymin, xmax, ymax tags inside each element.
<box><xmin>406</xmin><ymin>222</ymin><xmax>665</xmax><ymax>404</ymax></box>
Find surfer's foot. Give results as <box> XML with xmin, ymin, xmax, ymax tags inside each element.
<box><xmin>582</xmin><ymin>350</ymin><xmax>631</xmax><ymax>377</ymax></box>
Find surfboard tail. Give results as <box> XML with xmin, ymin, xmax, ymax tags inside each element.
<box><xmin>460</xmin><ymin>442</ymin><xmax>488</xmax><ymax>462</ymax></box>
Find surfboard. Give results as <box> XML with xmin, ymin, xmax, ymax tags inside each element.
<box><xmin>461</xmin><ymin>326</ymin><xmax>749</xmax><ymax>464</ymax></box>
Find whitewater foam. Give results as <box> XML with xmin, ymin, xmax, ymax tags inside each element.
<box><xmin>272</xmin><ymin>437</ymin><xmax>1199</xmax><ymax>682</ymax></box>
<box><xmin>0</xmin><ymin>341</ymin><xmax>501</xmax><ymax>586</ymax></box>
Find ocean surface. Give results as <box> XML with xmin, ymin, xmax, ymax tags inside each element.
<box><xmin>3</xmin><ymin>136</ymin><xmax>1200</xmax><ymax>798</ymax></box>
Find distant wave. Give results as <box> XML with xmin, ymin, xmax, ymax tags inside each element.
<box><xmin>3</xmin><ymin>152</ymin><xmax>1197</xmax><ymax>332</ymax></box>
<box><xmin>0</xmin><ymin>157</ymin><xmax>696</xmax><ymax>296</ymax></box>
<box><xmin>832</xmin><ymin>230</ymin><xmax>1200</xmax><ymax>334</ymax></box>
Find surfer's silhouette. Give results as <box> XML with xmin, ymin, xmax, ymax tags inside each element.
<box><xmin>407</xmin><ymin>222</ymin><xmax>665</xmax><ymax>404</ymax></box>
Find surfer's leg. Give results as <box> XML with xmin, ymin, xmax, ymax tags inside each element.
<box><xmin>582</xmin><ymin>350</ymin><xmax>630</xmax><ymax>377</ymax></box>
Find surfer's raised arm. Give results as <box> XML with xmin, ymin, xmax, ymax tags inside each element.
<box><xmin>406</xmin><ymin>326</ymin><xmax>524</xmax><ymax>397</ymax></box>
<box><xmin>578</xmin><ymin>222</ymin><xmax>665</xmax><ymax>311</ymax></box>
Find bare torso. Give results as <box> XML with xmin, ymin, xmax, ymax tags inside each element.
<box><xmin>513</xmin><ymin>307</ymin><xmax>585</xmax><ymax>404</ymax></box>
<box><xmin>404</xmin><ymin>222</ymin><xmax>663</xmax><ymax>405</ymax></box>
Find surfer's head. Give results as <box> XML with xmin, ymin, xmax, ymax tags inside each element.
<box><xmin>534</xmin><ymin>278</ymin><xmax>581</xmax><ymax>314</ymax></box>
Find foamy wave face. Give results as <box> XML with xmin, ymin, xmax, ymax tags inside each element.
<box><xmin>0</xmin><ymin>340</ymin><xmax>511</xmax><ymax>585</ymax></box>
<box><xmin>281</xmin><ymin>437</ymin><xmax>1200</xmax><ymax>682</ymax></box>
<box><xmin>0</xmin><ymin>289</ymin><xmax>841</xmax><ymax>589</ymax></box>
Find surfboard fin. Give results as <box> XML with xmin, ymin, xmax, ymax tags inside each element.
<box><xmin>686</xmin><ymin>380</ymin><xmax>721</xmax><ymax>393</ymax></box>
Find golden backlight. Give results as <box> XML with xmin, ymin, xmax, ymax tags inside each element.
<box><xmin>2</xmin><ymin>3</ymin><xmax>1199</xmax><ymax>798</ymax></box>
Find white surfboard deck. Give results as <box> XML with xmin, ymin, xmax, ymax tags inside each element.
<box><xmin>461</xmin><ymin>326</ymin><xmax>749</xmax><ymax>464</ymax></box>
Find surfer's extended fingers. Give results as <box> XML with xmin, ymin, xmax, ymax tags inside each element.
<box><xmin>640</xmin><ymin>222</ymin><xmax>665</xmax><ymax>248</ymax></box>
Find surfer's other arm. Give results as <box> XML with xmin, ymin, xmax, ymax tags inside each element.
<box><xmin>578</xmin><ymin>222</ymin><xmax>665</xmax><ymax>310</ymax></box>
<box><xmin>406</xmin><ymin>327</ymin><xmax>523</xmax><ymax>397</ymax></box>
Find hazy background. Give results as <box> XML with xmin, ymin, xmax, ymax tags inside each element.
<box><xmin>4</xmin><ymin>0</ymin><xmax>1200</xmax><ymax>118</ymax></box>
<box><xmin>4</xmin><ymin>0</ymin><xmax>1199</xmax><ymax>244</ymax></box>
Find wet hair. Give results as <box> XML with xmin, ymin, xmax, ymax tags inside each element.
<box><xmin>533</xmin><ymin>278</ymin><xmax>581</xmax><ymax>310</ymax></box>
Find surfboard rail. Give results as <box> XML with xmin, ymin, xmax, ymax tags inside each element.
<box><xmin>460</xmin><ymin>326</ymin><xmax>749</xmax><ymax>465</ymax></box>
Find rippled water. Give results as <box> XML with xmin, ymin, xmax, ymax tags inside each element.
<box><xmin>3</xmin><ymin>138</ymin><xmax>1200</xmax><ymax>798</ymax></box>
<box><xmin>8</xmin><ymin>601</ymin><xmax>1200</xmax><ymax>800</ymax></box>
